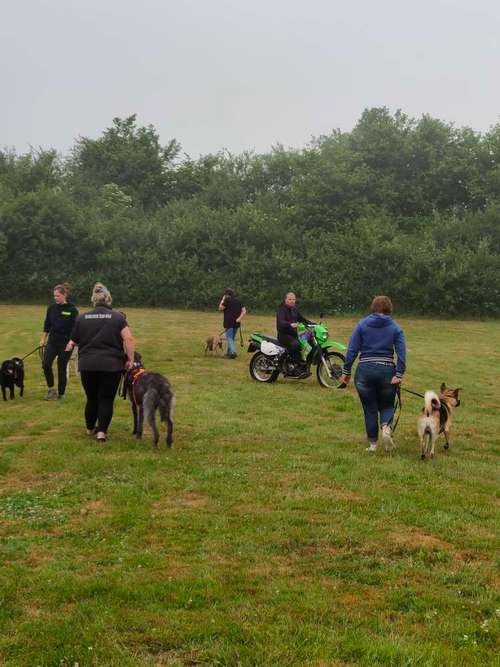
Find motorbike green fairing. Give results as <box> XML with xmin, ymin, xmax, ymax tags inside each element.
<box><xmin>296</xmin><ymin>322</ymin><xmax>346</xmax><ymax>352</ymax></box>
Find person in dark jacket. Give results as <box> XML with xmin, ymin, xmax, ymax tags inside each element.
<box><xmin>40</xmin><ymin>283</ymin><xmax>79</xmax><ymax>400</ymax></box>
<box><xmin>341</xmin><ymin>295</ymin><xmax>406</xmax><ymax>452</ymax></box>
<box><xmin>276</xmin><ymin>292</ymin><xmax>314</xmax><ymax>375</ymax></box>
<box><xmin>65</xmin><ymin>283</ymin><xmax>135</xmax><ymax>444</ymax></box>
<box><xmin>218</xmin><ymin>288</ymin><xmax>246</xmax><ymax>359</ymax></box>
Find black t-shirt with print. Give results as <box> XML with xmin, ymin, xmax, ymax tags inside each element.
<box><xmin>70</xmin><ymin>307</ymin><xmax>128</xmax><ymax>372</ymax></box>
<box><xmin>223</xmin><ymin>297</ymin><xmax>244</xmax><ymax>329</ymax></box>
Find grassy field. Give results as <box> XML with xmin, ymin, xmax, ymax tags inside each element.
<box><xmin>0</xmin><ymin>305</ymin><xmax>499</xmax><ymax>666</ymax></box>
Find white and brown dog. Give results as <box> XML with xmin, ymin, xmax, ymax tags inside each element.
<box><xmin>417</xmin><ymin>383</ymin><xmax>461</xmax><ymax>459</ymax></box>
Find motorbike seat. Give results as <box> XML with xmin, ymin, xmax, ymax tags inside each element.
<box><xmin>260</xmin><ymin>334</ymin><xmax>282</xmax><ymax>346</ymax></box>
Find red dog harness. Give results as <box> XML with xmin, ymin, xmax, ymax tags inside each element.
<box><xmin>129</xmin><ymin>367</ymin><xmax>145</xmax><ymax>406</ymax></box>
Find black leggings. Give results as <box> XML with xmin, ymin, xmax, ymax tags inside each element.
<box><xmin>80</xmin><ymin>371</ymin><xmax>122</xmax><ymax>433</ymax></box>
<box><xmin>43</xmin><ymin>339</ymin><xmax>73</xmax><ymax>395</ymax></box>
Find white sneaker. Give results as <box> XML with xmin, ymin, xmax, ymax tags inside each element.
<box><xmin>366</xmin><ymin>442</ymin><xmax>378</xmax><ymax>452</ymax></box>
<box><xmin>381</xmin><ymin>425</ymin><xmax>396</xmax><ymax>451</ymax></box>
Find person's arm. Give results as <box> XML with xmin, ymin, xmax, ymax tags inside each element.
<box><xmin>341</xmin><ymin>323</ymin><xmax>362</xmax><ymax>384</ymax></box>
<box><xmin>297</xmin><ymin>310</ymin><xmax>314</xmax><ymax>326</ymax></box>
<box><xmin>393</xmin><ymin>327</ymin><xmax>406</xmax><ymax>382</ymax></box>
<box><xmin>121</xmin><ymin>326</ymin><xmax>135</xmax><ymax>369</ymax></box>
<box><xmin>40</xmin><ymin>307</ymin><xmax>51</xmax><ymax>346</ymax></box>
<box><xmin>236</xmin><ymin>306</ymin><xmax>247</xmax><ymax>323</ymax></box>
<box><xmin>65</xmin><ymin>317</ymin><xmax>80</xmax><ymax>352</ymax></box>
<box><xmin>277</xmin><ymin>305</ymin><xmax>291</xmax><ymax>333</ymax></box>
<box><xmin>218</xmin><ymin>295</ymin><xmax>226</xmax><ymax>312</ymax></box>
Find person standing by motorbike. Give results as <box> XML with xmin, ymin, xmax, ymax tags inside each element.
<box><xmin>276</xmin><ymin>292</ymin><xmax>314</xmax><ymax>376</ymax></box>
<box><xmin>218</xmin><ymin>288</ymin><xmax>246</xmax><ymax>359</ymax></box>
<box><xmin>40</xmin><ymin>283</ymin><xmax>78</xmax><ymax>400</ymax></box>
<box><xmin>340</xmin><ymin>295</ymin><xmax>406</xmax><ymax>452</ymax></box>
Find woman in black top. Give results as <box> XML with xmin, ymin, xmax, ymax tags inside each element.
<box><xmin>66</xmin><ymin>283</ymin><xmax>135</xmax><ymax>444</ymax></box>
<box><xmin>40</xmin><ymin>283</ymin><xmax>78</xmax><ymax>400</ymax></box>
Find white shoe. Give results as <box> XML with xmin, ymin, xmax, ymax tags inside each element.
<box><xmin>366</xmin><ymin>442</ymin><xmax>378</xmax><ymax>452</ymax></box>
<box><xmin>381</xmin><ymin>425</ymin><xmax>396</xmax><ymax>451</ymax></box>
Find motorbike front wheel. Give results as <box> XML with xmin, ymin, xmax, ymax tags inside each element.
<box><xmin>317</xmin><ymin>351</ymin><xmax>345</xmax><ymax>388</ymax></box>
<box><xmin>249</xmin><ymin>352</ymin><xmax>280</xmax><ymax>383</ymax></box>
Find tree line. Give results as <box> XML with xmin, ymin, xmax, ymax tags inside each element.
<box><xmin>1</xmin><ymin>108</ymin><xmax>499</xmax><ymax>315</ymax></box>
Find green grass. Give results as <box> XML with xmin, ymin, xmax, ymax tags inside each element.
<box><xmin>0</xmin><ymin>305</ymin><xmax>499</xmax><ymax>666</ymax></box>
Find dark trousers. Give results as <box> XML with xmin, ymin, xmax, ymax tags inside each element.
<box><xmin>354</xmin><ymin>362</ymin><xmax>397</xmax><ymax>441</ymax></box>
<box><xmin>278</xmin><ymin>333</ymin><xmax>302</xmax><ymax>364</ymax></box>
<box><xmin>80</xmin><ymin>371</ymin><xmax>122</xmax><ymax>433</ymax></box>
<box><xmin>43</xmin><ymin>338</ymin><xmax>72</xmax><ymax>395</ymax></box>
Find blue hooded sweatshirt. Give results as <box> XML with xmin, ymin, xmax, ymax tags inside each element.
<box><xmin>342</xmin><ymin>313</ymin><xmax>406</xmax><ymax>378</ymax></box>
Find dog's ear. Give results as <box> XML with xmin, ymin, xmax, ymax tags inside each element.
<box><xmin>453</xmin><ymin>388</ymin><xmax>462</xmax><ymax>397</ymax></box>
<box><xmin>440</xmin><ymin>382</ymin><xmax>447</xmax><ymax>393</ymax></box>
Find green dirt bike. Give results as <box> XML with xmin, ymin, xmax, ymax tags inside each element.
<box><xmin>247</xmin><ymin>321</ymin><xmax>346</xmax><ymax>388</ymax></box>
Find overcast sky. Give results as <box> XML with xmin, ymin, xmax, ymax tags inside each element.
<box><xmin>1</xmin><ymin>0</ymin><xmax>499</xmax><ymax>158</ymax></box>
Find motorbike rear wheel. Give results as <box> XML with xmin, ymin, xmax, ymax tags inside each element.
<box><xmin>249</xmin><ymin>352</ymin><xmax>280</xmax><ymax>383</ymax></box>
<box><xmin>317</xmin><ymin>351</ymin><xmax>345</xmax><ymax>388</ymax></box>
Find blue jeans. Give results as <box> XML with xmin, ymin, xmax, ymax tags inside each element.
<box><xmin>225</xmin><ymin>327</ymin><xmax>236</xmax><ymax>355</ymax></box>
<box><xmin>354</xmin><ymin>362</ymin><xmax>396</xmax><ymax>441</ymax></box>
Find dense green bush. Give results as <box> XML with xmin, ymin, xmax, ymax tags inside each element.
<box><xmin>1</xmin><ymin>110</ymin><xmax>499</xmax><ymax>315</ymax></box>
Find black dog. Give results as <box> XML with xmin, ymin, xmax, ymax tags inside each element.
<box><xmin>1</xmin><ymin>358</ymin><xmax>25</xmax><ymax>401</ymax></box>
<box><xmin>123</xmin><ymin>353</ymin><xmax>174</xmax><ymax>448</ymax></box>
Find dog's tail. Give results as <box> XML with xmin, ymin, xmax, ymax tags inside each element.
<box><xmin>424</xmin><ymin>391</ymin><xmax>440</xmax><ymax>417</ymax></box>
<box><xmin>158</xmin><ymin>387</ymin><xmax>175</xmax><ymax>423</ymax></box>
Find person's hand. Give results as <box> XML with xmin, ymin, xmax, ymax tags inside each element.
<box><xmin>390</xmin><ymin>376</ymin><xmax>402</xmax><ymax>385</ymax></box>
<box><xmin>125</xmin><ymin>359</ymin><xmax>134</xmax><ymax>371</ymax></box>
<box><xmin>340</xmin><ymin>375</ymin><xmax>351</xmax><ymax>385</ymax></box>
<box><xmin>39</xmin><ymin>338</ymin><xmax>46</xmax><ymax>347</ymax></box>
<box><xmin>290</xmin><ymin>322</ymin><xmax>297</xmax><ymax>329</ymax></box>
<box><xmin>64</xmin><ymin>342</ymin><xmax>73</xmax><ymax>353</ymax></box>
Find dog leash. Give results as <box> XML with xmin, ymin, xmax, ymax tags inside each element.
<box><xmin>391</xmin><ymin>386</ymin><xmax>426</xmax><ymax>434</ymax></box>
<box><xmin>401</xmin><ymin>387</ymin><xmax>425</xmax><ymax>399</ymax></box>
<box><xmin>21</xmin><ymin>345</ymin><xmax>43</xmax><ymax>361</ymax></box>
<box><xmin>220</xmin><ymin>328</ymin><xmax>245</xmax><ymax>347</ymax></box>
<box><xmin>391</xmin><ymin>385</ymin><xmax>403</xmax><ymax>433</ymax></box>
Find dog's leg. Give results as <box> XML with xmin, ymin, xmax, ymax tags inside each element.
<box><xmin>443</xmin><ymin>430</ymin><xmax>450</xmax><ymax>450</ymax></box>
<box><xmin>1</xmin><ymin>386</ymin><xmax>6</xmax><ymax>401</ymax></box>
<box><xmin>20</xmin><ymin>382</ymin><xmax>24</xmax><ymax>397</ymax></box>
<box><xmin>137</xmin><ymin>405</ymin><xmax>144</xmax><ymax>439</ymax></box>
<box><xmin>420</xmin><ymin>434</ymin><xmax>426</xmax><ymax>460</ymax></box>
<box><xmin>9</xmin><ymin>386</ymin><xmax>14</xmax><ymax>400</ymax></box>
<box><xmin>430</xmin><ymin>432</ymin><xmax>437</xmax><ymax>458</ymax></box>
<box><xmin>132</xmin><ymin>404</ymin><xmax>138</xmax><ymax>435</ymax></box>
<box><xmin>146</xmin><ymin>407</ymin><xmax>160</xmax><ymax>448</ymax></box>
<box><xmin>166</xmin><ymin>416</ymin><xmax>173</xmax><ymax>448</ymax></box>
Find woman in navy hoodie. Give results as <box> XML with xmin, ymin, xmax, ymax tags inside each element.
<box><xmin>341</xmin><ymin>296</ymin><xmax>406</xmax><ymax>452</ymax></box>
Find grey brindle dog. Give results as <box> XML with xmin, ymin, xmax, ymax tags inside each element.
<box><xmin>123</xmin><ymin>352</ymin><xmax>175</xmax><ymax>448</ymax></box>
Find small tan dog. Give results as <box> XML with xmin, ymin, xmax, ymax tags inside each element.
<box><xmin>205</xmin><ymin>334</ymin><xmax>224</xmax><ymax>355</ymax></box>
<box><xmin>418</xmin><ymin>383</ymin><xmax>461</xmax><ymax>459</ymax></box>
